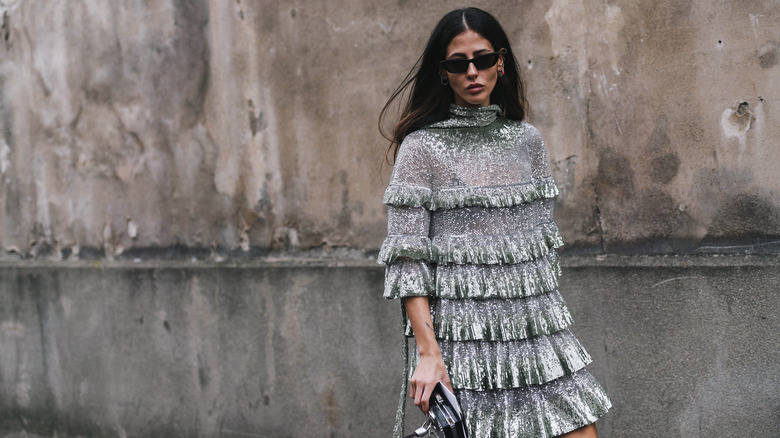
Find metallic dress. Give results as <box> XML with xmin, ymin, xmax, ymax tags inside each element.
<box><xmin>379</xmin><ymin>104</ymin><xmax>611</xmax><ymax>438</ymax></box>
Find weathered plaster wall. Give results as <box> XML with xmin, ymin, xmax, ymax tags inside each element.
<box><xmin>0</xmin><ymin>0</ymin><xmax>390</xmax><ymax>257</ymax></box>
<box><xmin>531</xmin><ymin>0</ymin><xmax>780</xmax><ymax>251</ymax></box>
<box><xmin>1</xmin><ymin>1</ymin><xmax>778</xmax><ymax>257</ymax></box>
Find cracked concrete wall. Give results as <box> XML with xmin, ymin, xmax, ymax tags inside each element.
<box><xmin>0</xmin><ymin>0</ymin><xmax>779</xmax><ymax>257</ymax></box>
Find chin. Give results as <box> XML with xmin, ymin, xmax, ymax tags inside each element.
<box><xmin>455</xmin><ymin>95</ymin><xmax>487</xmax><ymax>107</ymax></box>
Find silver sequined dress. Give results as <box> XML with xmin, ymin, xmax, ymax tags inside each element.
<box><xmin>379</xmin><ymin>104</ymin><xmax>611</xmax><ymax>437</ymax></box>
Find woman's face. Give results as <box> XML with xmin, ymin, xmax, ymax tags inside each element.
<box><xmin>442</xmin><ymin>30</ymin><xmax>503</xmax><ymax>107</ymax></box>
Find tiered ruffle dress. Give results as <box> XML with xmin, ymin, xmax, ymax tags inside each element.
<box><xmin>379</xmin><ymin>104</ymin><xmax>611</xmax><ymax>438</ymax></box>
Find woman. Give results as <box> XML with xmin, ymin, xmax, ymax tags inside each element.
<box><xmin>378</xmin><ymin>7</ymin><xmax>611</xmax><ymax>438</ymax></box>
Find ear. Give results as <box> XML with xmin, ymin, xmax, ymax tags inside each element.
<box><xmin>498</xmin><ymin>48</ymin><xmax>507</xmax><ymax>68</ymax></box>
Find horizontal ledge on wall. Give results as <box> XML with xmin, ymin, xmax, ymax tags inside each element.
<box><xmin>0</xmin><ymin>256</ymin><xmax>380</xmax><ymax>270</ymax></box>
<box><xmin>0</xmin><ymin>253</ymin><xmax>777</xmax><ymax>270</ymax></box>
<box><xmin>561</xmin><ymin>253</ymin><xmax>780</xmax><ymax>268</ymax></box>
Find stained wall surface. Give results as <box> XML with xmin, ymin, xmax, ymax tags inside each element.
<box><xmin>0</xmin><ymin>257</ymin><xmax>778</xmax><ymax>437</ymax></box>
<box><xmin>1</xmin><ymin>1</ymin><xmax>778</xmax><ymax>257</ymax></box>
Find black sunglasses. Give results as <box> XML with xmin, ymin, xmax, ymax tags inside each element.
<box><xmin>440</xmin><ymin>48</ymin><xmax>506</xmax><ymax>74</ymax></box>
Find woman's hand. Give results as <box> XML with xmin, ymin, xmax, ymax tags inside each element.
<box><xmin>403</xmin><ymin>296</ymin><xmax>453</xmax><ymax>412</ymax></box>
<box><xmin>409</xmin><ymin>353</ymin><xmax>453</xmax><ymax>413</ymax></box>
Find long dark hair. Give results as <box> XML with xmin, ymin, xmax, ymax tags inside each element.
<box><xmin>379</xmin><ymin>7</ymin><xmax>528</xmax><ymax>164</ymax></box>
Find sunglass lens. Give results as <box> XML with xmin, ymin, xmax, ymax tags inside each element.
<box><xmin>442</xmin><ymin>60</ymin><xmax>467</xmax><ymax>73</ymax></box>
<box><xmin>473</xmin><ymin>53</ymin><xmax>499</xmax><ymax>70</ymax></box>
<box><xmin>441</xmin><ymin>53</ymin><xmax>499</xmax><ymax>73</ymax></box>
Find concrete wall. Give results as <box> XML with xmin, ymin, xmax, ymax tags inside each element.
<box><xmin>0</xmin><ymin>256</ymin><xmax>778</xmax><ymax>437</ymax></box>
<box><xmin>1</xmin><ymin>1</ymin><xmax>780</xmax><ymax>437</ymax></box>
<box><xmin>1</xmin><ymin>0</ymin><xmax>778</xmax><ymax>256</ymax></box>
<box><xmin>0</xmin><ymin>259</ymin><xmax>399</xmax><ymax>437</ymax></box>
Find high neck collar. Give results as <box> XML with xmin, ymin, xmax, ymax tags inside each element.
<box><xmin>429</xmin><ymin>103</ymin><xmax>502</xmax><ymax>129</ymax></box>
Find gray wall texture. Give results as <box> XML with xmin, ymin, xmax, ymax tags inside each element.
<box><xmin>0</xmin><ymin>0</ymin><xmax>779</xmax><ymax>437</ymax></box>
<box><xmin>1</xmin><ymin>0</ymin><xmax>778</xmax><ymax>255</ymax></box>
<box><xmin>0</xmin><ymin>257</ymin><xmax>778</xmax><ymax>438</ymax></box>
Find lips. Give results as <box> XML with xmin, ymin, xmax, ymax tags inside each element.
<box><xmin>466</xmin><ymin>84</ymin><xmax>484</xmax><ymax>93</ymax></box>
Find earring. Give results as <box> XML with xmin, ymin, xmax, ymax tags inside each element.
<box><xmin>440</xmin><ymin>74</ymin><xmax>449</xmax><ymax>85</ymax></box>
<box><xmin>497</xmin><ymin>66</ymin><xmax>505</xmax><ymax>77</ymax></box>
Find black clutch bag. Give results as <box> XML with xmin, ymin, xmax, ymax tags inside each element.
<box><xmin>405</xmin><ymin>382</ymin><xmax>468</xmax><ymax>438</ymax></box>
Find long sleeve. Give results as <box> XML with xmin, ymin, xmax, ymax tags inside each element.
<box><xmin>378</xmin><ymin>132</ymin><xmax>436</xmax><ymax>299</ymax></box>
<box><xmin>524</xmin><ymin>124</ymin><xmax>554</xmax><ymax>181</ymax></box>
<box><xmin>380</xmin><ymin>206</ymin><xmax>434</xmax><ymax>299</ymax></box>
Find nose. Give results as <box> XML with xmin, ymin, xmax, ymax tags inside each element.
<box><xmin>466</xmin><ymin>61</ymin><xmax>478</xmax><ymax>78</ymax></box>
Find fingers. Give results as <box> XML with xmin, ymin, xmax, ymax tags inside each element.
<box><xmin>413</xmin><ymin>382</ymin><xmax>423</xmax><ymax>411</ymax></box>
<box><xmin>410</xmin><ymin>379</ymin><xmax>435</xmax><ymax>413</ymax></box>
<box><xmin>409</xmin><ymin>356</ymin><xmax>452</xmax><ymax>413</ymax></box>
<box><xmin>421</xmin><ymin>384</ymin><xmax>432</xmax><ymax>413</ymax></box>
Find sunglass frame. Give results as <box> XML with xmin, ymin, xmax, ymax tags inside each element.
<box><xmin>439</xmin><ymin>49</ymin><xmax>505</xmax><ymax>74</ymax></box>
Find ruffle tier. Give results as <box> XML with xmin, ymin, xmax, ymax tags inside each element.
<box><xmin>432</xmin><ymin>222</ymin><xmax>563</xmax><ymax>265</ymax></box>
<box><xmin>378</xmin><ymin>222</ymin><xmax>562</xmax><ymax>266</ymax></box>
<box><xmin>411</xmin><ymin>329</ymin><xmax>591</xmax><ymax>390</ymax></box>
<box><xmin>377</xmin><ymin>235</ymin><xmax>431</xmax><ymax>264</ymax></box>
<box><xmin>456</xmin><ymin>369</ymin><xmax>612</xmax><ymax>438</ymax></box>
<box><xmin>404</xmin><ymin>290</ymin><xmax>573</xmax><ymax>341</ymax></box>
<box><xmin>435</xmin><ymin>251</ymin><xmax>561</xmax><ymax>299</ymax></box>
<box><xmin>383</xmin><ymin>250</ymin><xmax>561</xmax><ymax>300</ymax></box>
<box><xmin>383</xmin><ymin>177</ymin><xmax>559</xmax><ymax>211</ymax></box>
<box><xmin>383</xmin><ymin>259</ymin><xmax>435</xmax><ymax>299</ymax></box>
